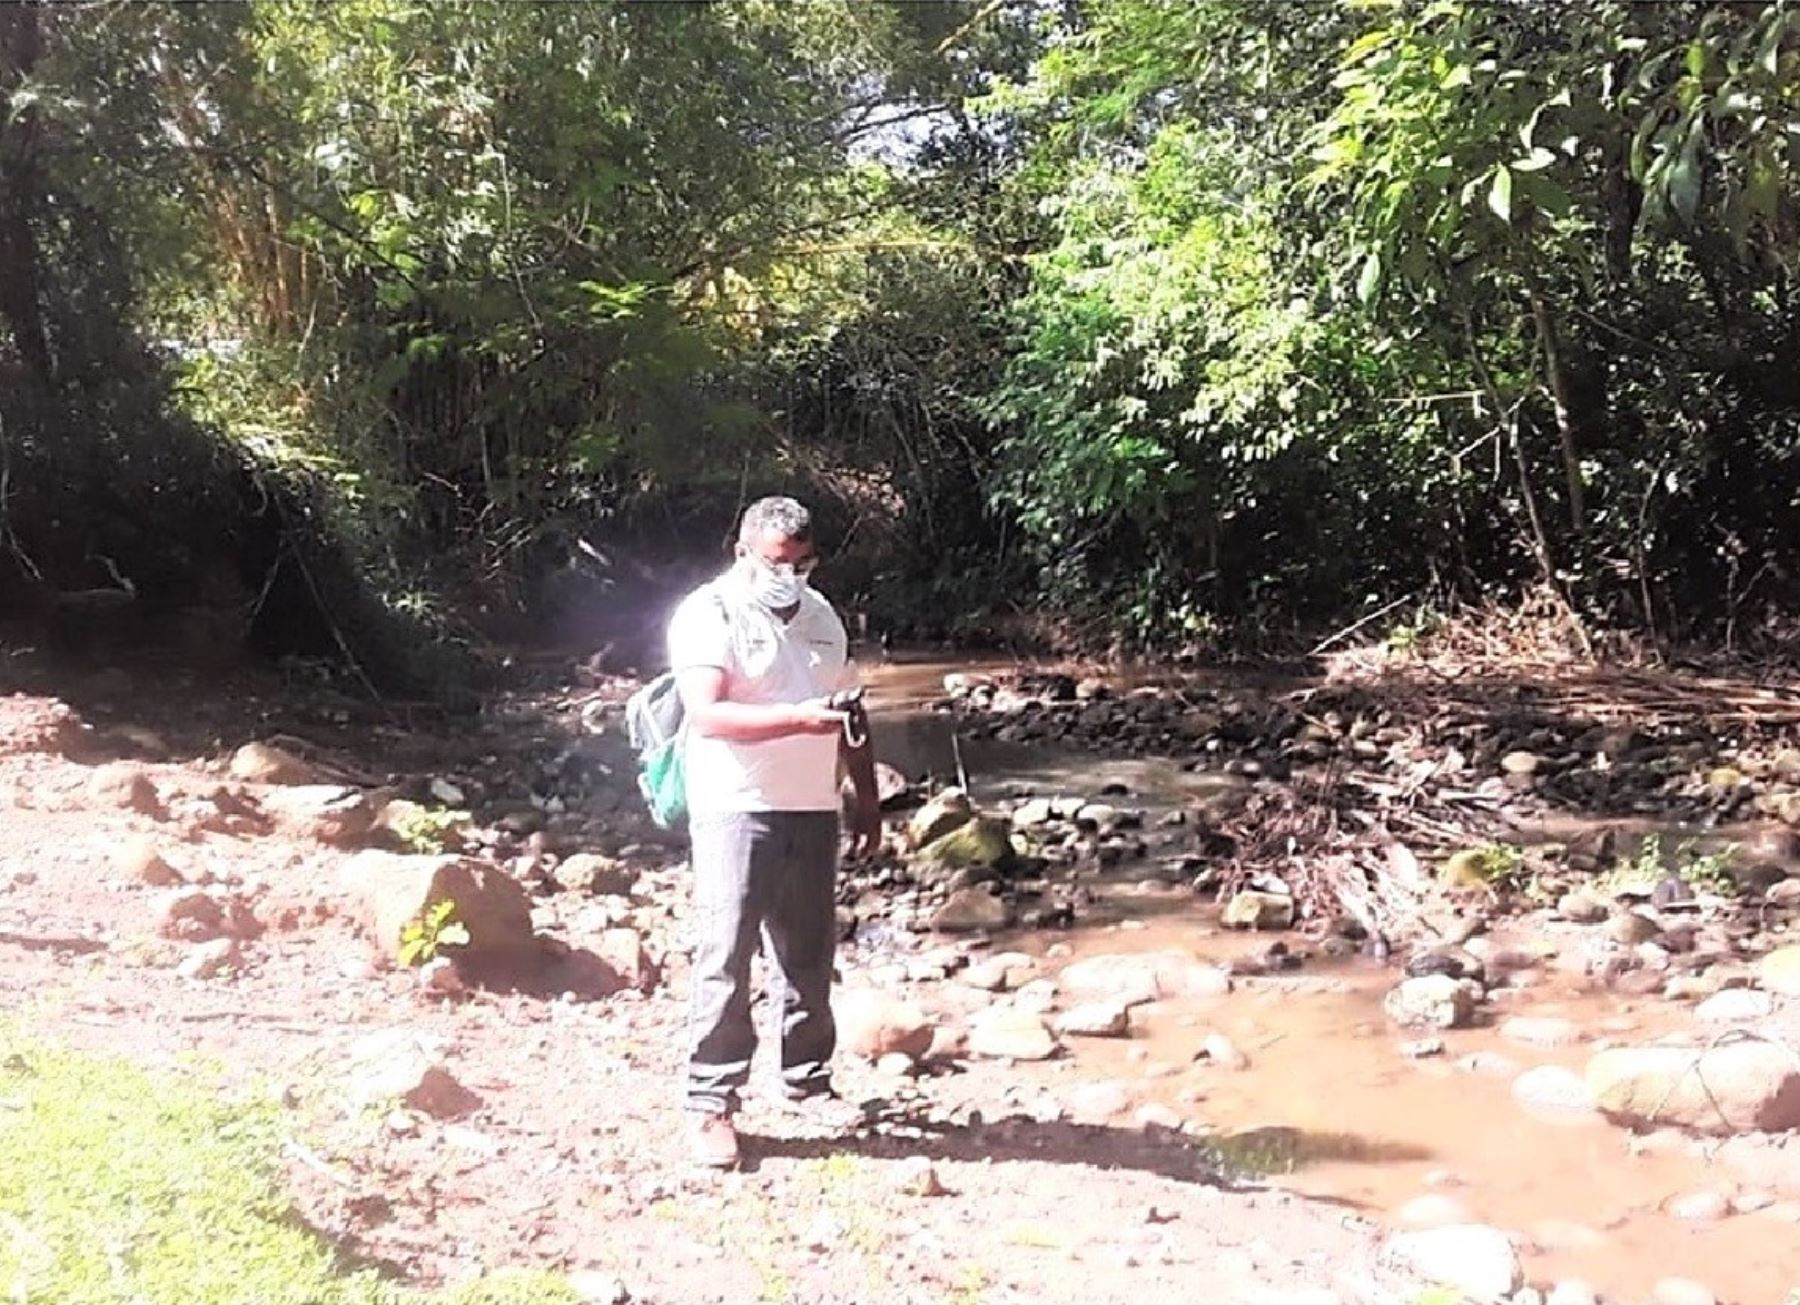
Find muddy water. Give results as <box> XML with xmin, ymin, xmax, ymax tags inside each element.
<box><xmin>1040</xmin><ymin>916</ymin><xmax>1795</xmax><ymax>1305</ymax></box>
<box><xmin>860</xmin><ymin>658</ymin><xmax>1800</xmax><ymax>1304</ymax></box>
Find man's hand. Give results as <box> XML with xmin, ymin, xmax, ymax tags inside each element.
<box><xmin>788</xmin><ymin>699</ymin><xmax>850</xmax><ymax>736</ymax></box>
<box><xmin>846</xmin><ymin>791</ymin><xmax>883</xmax><ymax>859</ymax></box>
<box><xmin>678</xmin><ymin>669</ymin><xmax>848</xmax><ymax>742</ymax></box>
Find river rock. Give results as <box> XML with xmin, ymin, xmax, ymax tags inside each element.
<box><xmin>229</xmin><ymin>740</ymin><xmax>318</xmax><ymax>786</ymax></box>
<box><xmin>1383</xmin><ymin>1224</ymin><xmax>1522</xmax><ymax>1301</ymax></box>
<box><xmin>1499</xmin><ymin>1015</ymin><xmax>1582</xmax><ymax>1048</ymax></box>
<box><xmin>893</xmin><ymin>1157</ymin><xmax>947</xmax><ymax>1198</ymax></box>
<box><xmin>264</xmin><ymin>785</ymin><xmax>372</xmax><ymax>846</ymax></box>
<box><xmin>1695</xmin><ymin>989</ymin><xmax>1774</xmax><ymax>1023</ymax></box>
<box><xmin>1199</xmin><ymin>1031</ymin><xmax>1249</xmax><ymax>1070</ymax></box>
<box><xmin>551</xmin><ymin>853</ymin><xmax>633</xmax><ymax>896</ymax></box>
<box><xmin>1059</xmin><ymin>951</ymin><xmax>1232</xmax><ymax>1006</ymax></box>
<box><xmin>967</xmin><ymin>1009</ymin><xmax>1058</xmax><ymax>1061</ymax></box>
<box><xmin>1070</xmin><ymin>801</ymin><xmax>1120</xmax><ymax>832</ymax></box>
<box><xmin>1555</xmin><ymin>890</ymin><xmax>1608</xmax><ymax>924</ymax></box>
<box><xmin>1221</xmin><ymin>890</ymin><xmax>1294</xmax><ymax>931</ymax></box>
<box><xmin>1511</xmin><ymin>1065</ymin><xmax>1602</xmax><ymax>1126</ymax></box>
<box><xmin>343</xmin><ymin>1028</ymin><xmax>479</xmax><ymax>1118</ymax></box>
<box><xmin>1758</xmin><ymin>944</ymin><xmax>1800</xmax><ymax>996</ymax></box>
<box><xmin>907</xmin><ymin>790</ymin><xmax>974</xmax><ymax>849</ymax></box>
<box><xmin>1383</xmin><ymin>975</ymin><xmax>1477</xmax><ymax>1030</ymax></box>
<box><xmin>962</xmin><ymin>951</ymin><xmax>1032</xmax><ymax>992</ymax></box>
<box><xmin>1500</xmin><ymin>751</ymin><xmax>1540</xmax><ymax>776</ymax></box>
<box><xmin>593</xmin><ymin>927</ymin><xmax>658</xmax><ymax>993</ymax></box>
<box><xmin>1055</xmin><ymin>1000</ymin><xmax>1132</xmax><ymax>1038</ymax></box>
<box><xmin>834</xmin><ymin>989</ymin><xmax>934</xmax><ymax>1060</ymax></box>
<box><xmin>117</xmin><ymin>836</ymin><xmax>180</xmax><ymax>886</ymax></box>
<box><xmin>1545</xmin><ymin>1282</ymin><xmax>1600</xmax><ymax>1305</ymax></box>
<box><xmin>1664</xmin><ymin>1189</ymin><xmax>1731</xmax><ymax>1221</ymax></box>
<box><xmin>176</xmin><ymin>937</ymin><xmax>240</xmax><ymax>980</ymax></box>
<box><xmin>1011</xmin><ymin>798</ymin><xmax>1054</xmax><ymax>829</ymax></box>
<box><xmin>1585</xmin><ymin>1042</ymin><xmax>1800</xmax><ymax>1134</ymax></box>
<box><xmin>337</xmin><ymin>851</ymin><xmax>535</xmax><ymax>966</ymax></box>
<box><xmin>1715</xmin><ymin>1132</ymin><xmax>1800</xmax><ymax>1193</ymax></box>
<box><xmin>1064</xmin><ymin>1080</ymin><xmax>1133</xmax><ymax>1122</ymax></box>
<box><xmin>1650</xmin><ymin>1279</ymin><xmax>1717</xmax><ymax>1305</ymax></box>
<box><xmin>915</xmin><ymin>817</ymin><xmax>1014</xmax><ymax>883</ymax></box>
<box><xmin>156</xmin><ymin>889</ymin><xmax>225</xmax><ymax>941</ymax></box>
<box><xmin>1609</xmin><ymin>909</ymin><xmax>1662</xmax><ymax>945</ymax></box>
<box><xmin>88</xmin><ymin>763</ymin><xmax>162</xmax><ymax>816</ymax></box>
<box><xmin>930</xmin><ymin>887</ymin><xmax>1011</xmax><ymax>933</ymax></box>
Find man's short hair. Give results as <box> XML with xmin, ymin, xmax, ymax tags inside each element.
<box><xmin>738</xmin><ymin>496</ymin><xmax>812</xmax><ymax>543</ymax></box>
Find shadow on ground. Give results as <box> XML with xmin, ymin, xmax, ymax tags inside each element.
<box><xmin>742</xmin><ymin>1104</ymin><xmax>1428</xmax><ymax>1197</ymax></box>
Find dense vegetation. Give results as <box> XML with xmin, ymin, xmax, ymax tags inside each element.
<box><xmin>3</xmin><ymin>0</ymin><xmax>1800</xmax><ymax>678</ymax></box>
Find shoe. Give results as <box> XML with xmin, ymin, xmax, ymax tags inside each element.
<box><xmin>687</xmin><ymin>1112</ymin><xmax>740</xmax><ymax>1170</ymax></box>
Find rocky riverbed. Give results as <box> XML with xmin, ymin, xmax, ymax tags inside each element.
<box><xmin>3</xmin><ymin>648</ymin><xmax>1799</xmax><ymax>1303</ymax></box>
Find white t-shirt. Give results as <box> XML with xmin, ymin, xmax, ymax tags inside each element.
<box><xmin>666</xmin><ymin>572</ymin><xmax>858</xmax><ymax>815</ymax></box>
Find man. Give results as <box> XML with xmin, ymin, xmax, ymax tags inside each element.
<box><xmin>667</xmin><ymin>495</ymin><xmax>881</xmax><ymax>1169</ymax></box>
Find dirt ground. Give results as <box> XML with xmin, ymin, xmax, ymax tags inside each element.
<box><xmin>0</xmin><ymin>654</ymin><xmax>1422</xmax><ymax>1305</ymax></box>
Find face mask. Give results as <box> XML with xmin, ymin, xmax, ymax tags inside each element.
<box><xmin>741</xmin><ymin>555</ymin><xmax>808</xmax><ymax>610</ymax></box>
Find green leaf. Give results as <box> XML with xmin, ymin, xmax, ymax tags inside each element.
<box><xmin>1517</xmin><ymin>172</ymin><xmax>1574</xmax><ymax>219</ymax></box>
<box><xmin>1746</xmin><ymin>150</ymin><xmax>1781</xmax><ymax>218</ymax></box>
<box><xmin>1758</xmin><ymin>12</ymin><xmax>1788</xmax><ymax>75</ymax></box>
<box><xmin>1356</xmin><ymin>249</ymin><xmax>1383</xmax><ymax>304</ymax></box>
<box><xmin>1667</xmin><ymin>146</ymin><xmax>1701</xmax><ymax>223</ymax></box>
<box><xmin>1487</xmin><ymin>166</ymin><xmax>1514</xmax><ymax>223</ymax></box>
<box><xmin>1512</xmin><ymin>147</ymin><xmax>1558</xmax><ymax>173</ymax></box>
<box><xmin>1685</xmin><ymin>40</ymin><xmax>1708</xmax><ymax>80</ymax></box>
<box><xmin>1440</xmin><ymin>64</ymin><xmax>1472</xmax><ymax>90</ymax></box>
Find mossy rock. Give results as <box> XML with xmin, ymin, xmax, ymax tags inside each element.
<box><xmin>915</xmin><ymin>816</ymin><xmax>1015</xmax><ymax>883</ymax></box>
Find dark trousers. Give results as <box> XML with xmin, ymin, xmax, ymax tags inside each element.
<box><xmin>685</xmin><ymin>810</ymin><xmax>839</xmax><ymax>1115</ymax></box>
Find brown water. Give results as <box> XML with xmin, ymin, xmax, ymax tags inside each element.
<box><xmin>860</xmin><ymin>657</ymin><xmax>1800</xmax><ymax>1305</ymax></box>
<box><xmin>1043</xmin><ymin>914</ymin><xmax>1796</xmax><ymax>1304</ymax></box>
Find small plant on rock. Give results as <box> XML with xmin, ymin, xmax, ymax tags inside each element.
<box><xmin>391</xmin><ymin>803</ymin><xmax>473</xmax><ymax>854</ymax></box>
<box><xmin>1444</xmin><ymin>842</ymin><xmax>1531</xmax><ymax>894</ymax></box>
<box><xmin>398</xmin><ymin>900</ymin><xmax>470</xmax><ymax>967</ymax></box>
<box><xmin>1598</xmin><ymin>833</ymin><xmax>1739</xmax><ymax>897</ymax></box>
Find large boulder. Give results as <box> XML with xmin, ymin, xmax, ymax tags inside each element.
<box><xmin>1058</xmin><ymin>950</ymin><xmax>1232</xmax><ymax>1007</ymax></box>
<box><xmin>1585</xmin><ymin>1042</ymin><xmax>1800</xmax><ymax>1134</ymax></box>
<box><xmin>907</xmin><ymin>789</ymin><xmax>974</xmax><ymax>850</ymax></box>
<box><xmin>915</xmin><ymin>816</ymin><xmax>1014</xmax><ymax>883</ymax></box>
<box><xmin>338</xmin><ymin>851</ymin><xmax>535</xmax><ymax>966</ymax></box>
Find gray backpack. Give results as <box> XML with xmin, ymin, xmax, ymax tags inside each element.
<box><xmin>623</xmin><ymin>593</ymin><xmax>727</xmax><ymax>828</ymax></box>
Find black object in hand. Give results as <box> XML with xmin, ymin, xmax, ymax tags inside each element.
<box><xmin>826</xmin><ymin>687</ymin><xmax>866</xmax><ymax>713</ymax></box>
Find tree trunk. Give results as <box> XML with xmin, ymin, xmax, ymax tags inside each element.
<box><xmin>1529</xmin><ymin>287</ymin><xmax>1584</xmax><ymax>531</ymax></box>
<box><xmin>0</xmin><ymin>2</ymin><xmax>53</xmax><ymax>384</ymax></box>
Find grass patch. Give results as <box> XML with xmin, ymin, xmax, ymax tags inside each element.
<box><xmin>1596</xmin><ymin>833</ymin><xmax>1738</xmax><ymax>898</ymax></box>
<box><xmin>0</xmin><ymin>1038</ymin><xmax>576</xmax><ymax>1305</ymax></box>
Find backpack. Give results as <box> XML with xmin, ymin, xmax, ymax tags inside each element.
<box><xmin>625</xmin><ymin>671</ymin><xmax>688</xmax><ymax>829</ymax></box>
<box><xmin>624</xmin><ymin>591</ymin><xmax>729</xmax><ymax>829</ymax></box>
